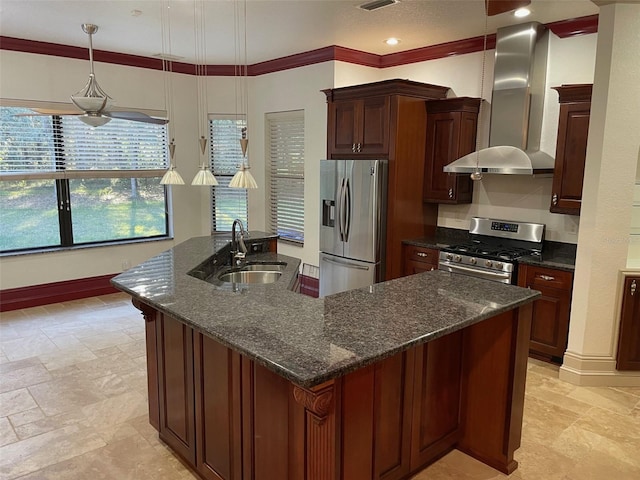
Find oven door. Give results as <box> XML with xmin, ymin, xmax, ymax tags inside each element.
<box><xmin>439</xmin><ymin>262</ymin><xmax>513</xmax><ymax>284</ymax></box>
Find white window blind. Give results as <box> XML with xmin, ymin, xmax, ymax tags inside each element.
<box><xmin>209</xmin><ymin>115</ymin><xmax>248</xmax><ymax>231</ymax></box>
<box><xmin>266</xmin><ymin>110</ymin><xmax>304</xmax><ymax>244</ymax></box>
<box><xmin>0</xmin><ymin>104</ymin><xmax>168</xmax><ymax>180</ymax></box>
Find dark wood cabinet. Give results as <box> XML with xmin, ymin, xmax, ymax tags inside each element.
<box><xmin>156</xmin><ymin>312</ymin><xmax>196</xmax><ymax>465</ymax></box>
<box><xmin>616</xmin><ymin>276</ymin><xmax>640</xmax><ymax>371</ymax></box>
<box><xmin>424</xmin><ymin>97</ymin><xmax>480</xmax><ymax>204</ymax></box>
<box><xmin>402</xmin><ymin>244</ymin><xmax>439</xmax><ymax>275</ymax></box>
<box><xmin>194</xmin><ymin>333</ymin><xmax>242</xmax><ymax>480</ymax></box>
<box><xmin>324</xmin><ymin>79</ymin><xmax>450</xmax><ymax>280</ymax></box>
<box><xmin>550</xmin><ymin>84</ymin><xmax>592</xmax><ymax>215</ymax></box>
<box><xmin>518</xmin><ymin>264</ymin><xmax>573</xmax><ymax>363</ymax></box>
<box><xmin>328</xmin><ymin>96</ymin><xmax>390</xmax><ymax>156</ymax></box>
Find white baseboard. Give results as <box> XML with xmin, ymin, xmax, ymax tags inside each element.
<box><xmin>559</xmin><ymin>351</ymin><xmax>640</xmax><ymax>386</ymax></box>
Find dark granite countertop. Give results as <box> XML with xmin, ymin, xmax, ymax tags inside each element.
<box><xmin>112</xmin><ymin>232</ymin><xmax>540</xmax><ymax>388</ymax></box>
<box><xmin>404</xmin><ymin>228</ymin><xmax>577</xmax><ymax>272</ymax></box>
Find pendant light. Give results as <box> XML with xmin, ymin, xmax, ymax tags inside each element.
<box><xmin>191</xmin><ymin>0</ymin><xmax>218</xmax><ymax>186</ymax></box>
<box><xmin>470</xmin><ymin>6</ymin><xmax>490</xmax><ymax>182</ymax></box>
<box><xmin>159</xmin><ymin>0</ymin><xmax>185</xmax><ymax>185</ymax></box>
<box><xmin>229</xmin><ymin>0</ymin><xmax>257</xmax><ymax>189</ymax></box>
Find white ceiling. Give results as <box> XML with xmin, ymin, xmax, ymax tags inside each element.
<box><xmin>0</xmin><ymin>0</ymin><xmax>598</xmax><ymax>65</ymax></box>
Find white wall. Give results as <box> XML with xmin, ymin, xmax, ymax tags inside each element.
<box><xmin>0</xmin><ymin>50</ymin><xmax>208</xmax><ymax>290</ymax></box>
<box><xmin>246</xmin><ymin>62</ymin><xmax>334</xmax><ymax>267</ymax></box>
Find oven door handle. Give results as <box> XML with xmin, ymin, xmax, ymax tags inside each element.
<box><xmin>440</xmin><ymin>263</ymin><xmax>512</xmax><ymax>283</ymax></box>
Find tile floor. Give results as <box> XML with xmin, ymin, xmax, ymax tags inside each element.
<box><xmin>0</xmin><ymin>293</ymin><xmax>639</xmax><ymax>480</ymax></box>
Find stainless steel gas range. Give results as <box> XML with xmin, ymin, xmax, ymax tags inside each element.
<box><xmin>438</xmin><ymin>217</ymin><xmax>545</xmax><ymax>284</ymax></box>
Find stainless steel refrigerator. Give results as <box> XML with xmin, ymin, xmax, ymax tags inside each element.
<box><xmin>319</xmin><ymin>159</ymin><xmax>388</xmax><ymax>297</ymax></box>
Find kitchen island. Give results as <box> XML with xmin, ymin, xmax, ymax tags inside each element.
<box><xmin>112</xmin><ymin>233</ymin><xmax>540</xmax><ymax>480</ymax></box>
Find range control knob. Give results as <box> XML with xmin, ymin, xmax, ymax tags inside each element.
<box><xmin>470</xmin><ymin>257</ymin><xmax>477</xmax><ymax>265</ymax></box>
<box><xmin>485</xmin><ymin>260</ymin><xmax>493</xmax><ymax>268</ymax></box>
<box><xmin>495</xmin><ymin>262</ymin><xmax>503</xmax><ymax>269</ymax></box>
<box><xmin>454</xmin><ymin>255</ymin><xmax>462</xmax><ymax>262</ymax></box>
<box><xmin>445</xmin><ymin>253</ymin><xmax>453</xmax><ymax>261</ymax></box>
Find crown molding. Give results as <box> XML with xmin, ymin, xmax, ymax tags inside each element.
<box><xmin>0</xmin><ymin>14</ymin><xmax>598</xmax><ymax>77</ymax></box>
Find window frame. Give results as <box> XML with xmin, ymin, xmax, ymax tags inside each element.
<box><xmin>0</xmin><ymin>99</ymin><xmax>171</xmax><ymax>254</ymax></box>
<box><xmin>265</xmin><ymin>109</ymin><xmax>305</xmax><ymax>245</ymax></box>
<box><xmin>209</xmin><ymin>114</ymin><xmax>249</xmax><ymax>232</ymax></box>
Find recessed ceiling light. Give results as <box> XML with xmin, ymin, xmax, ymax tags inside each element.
<box><xmin>385</xmin><ymin>37</ymin><xmax>401</xmax><ymax>46</ymax></box>
<box><xmin>514</xmin><ymin>8</ymin><xmax>531</xmax><ymax>18</ymax></box>
<box><xmin>131</xmin><ymin>9</ymin><xmax>143</xmax><ymax>17</ymax></box>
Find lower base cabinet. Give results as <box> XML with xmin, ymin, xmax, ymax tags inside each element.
<box><xmin>616</xmin><ymin>275</ymin><xmax>640</xmax><ymax>370</ymax></box>
<box><xmin>134</xmin><ymin>303</ymin><xmax>531</xmax><ymax>480</ymax></box>
<box><xmin>517</xmin><ymin>264</ymin><xmax>573</xmax><ymax>364</ymax></box>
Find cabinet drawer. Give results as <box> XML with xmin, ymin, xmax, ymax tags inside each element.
<box><xmin>521</xmin><ymin>265</ymin><xmax>573</xmax><ymax>291</ymax></box>
<box><xmin>405</xmin><ymin>246</ymin><xmax>439</xmax><ymax>266</ymax></box>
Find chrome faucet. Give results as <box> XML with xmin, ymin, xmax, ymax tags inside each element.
<box><xmin>230</xmin><ymin>219</ymin><xmax>247</xmax><ymax>265</ymax></box>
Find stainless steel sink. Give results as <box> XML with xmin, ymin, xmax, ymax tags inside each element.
<box><xmin>216</xmin><ymin>262</ymin><xmax>287</xmax><ymax>284</ymax></box>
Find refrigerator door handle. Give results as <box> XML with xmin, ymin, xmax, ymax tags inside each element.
<box><xmin>336</xmin><ymin>177</ymin><xmax>345</xmax><ymax>242</ymax></box>
<box><xmin>344</xmin><ymin>178</ymin><xmax>351</xmax><ymax>242</ymax></box>
<box><xmin>321</xmin><ymin>255</ymin><xmax>370</xmax><ymax>271</ymax></box>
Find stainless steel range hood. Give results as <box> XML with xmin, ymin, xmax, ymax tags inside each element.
<box><xmin>444</xmin><ymin>22</ymin><xmax>555</xmax><ymax>176</ymax></box>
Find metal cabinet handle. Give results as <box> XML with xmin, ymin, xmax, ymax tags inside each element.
<box><xmin>538</xmin><ymin>274</ymin><xmax>555</xmax><ymax>281</ymax></box>
<box><xmin>631</xmin><ymin>279</ymin><xmax>637</xmax><ymax>296</ymax></box>
<box><xmin>357</xmin><ymin>143</ymin><xmax>362</xmax><ymax>152</ymax></box>
<box><xmin>416</xmin><ymin>252</ymin><xmax>428</xmax><ymax>258</ymax></box>
<box><xmin>552</xmin><ymin>193</ymin><xmax>558</xmax><ymax>206</ymax></box>
<box><xmin>448</xmin><ymin>188</ymin><xmax>454</xmax><ymax>199</ymax></box>
<box><xmin>352</xmin><ymin>144</ymin><xmax>356</xmax><ymax>152</ymax></box>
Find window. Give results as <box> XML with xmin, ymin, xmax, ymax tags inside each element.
<box><xmin>266</xmin><ymin>110</ymin><xmax>305</xmax><ymax>244</ymax></box>
<box><xmin>0</xmin><ymin>103</ymin><xmax>169</xmax><ymax>253</ymax></box>
<box><xmin>209</xmin><ymin>115</ymin><xmax>248</xmax><ymax>231</ymax></box>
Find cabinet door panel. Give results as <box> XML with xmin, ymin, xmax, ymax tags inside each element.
<box><xmin>360</xmin><ymin>96</ymin><xmax>390</xmax><ymax>154</ymax></box>
<box><xmin>374</xmin><ymin>350</ymin><xmax>415</xmax><ymax>480</ymax></box>
<box><xmin>616</xmin><ymin>276</ymin><xmax>640</xmax><ymax>370</ymax></box>
<box><xmin>195</xmin><ymin>334</ymin><xmax>241</xmax><ymax>480</ymax></box>
<box><xmin>424</xmin><ymin>114</ymin><xmax>457</xmax><ymax>202</ymax></box>
<box><xmin>411</xmin><ymin>332</ymin><xmax>462</xmax><ymax>468</ymax></box>
<box><xmin>329</xmin><ymin>100</ymin><xmax>359</xmax><ymax>155</ymax></box>
<box><xmin>157</xmin><ymin>314</ymin><xmax>196</xmax><ymax>464</ymax></box>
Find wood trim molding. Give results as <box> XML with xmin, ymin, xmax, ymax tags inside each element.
<box><xmin>0</xmin><ymin>15</ymin><xmax>598</xmax><ymax>76</ymax></box>
<box><xmin>0</xmin><ymin>274</ymin><xmax>119</xmax><ymax>312</ymax></box>
<box><xmin>293</xmin><ymin>384</ymin><xmax>334</xmax><ymax>419</ymax></box>
<box><xmin>547</xmin><ymin>15</ymin><xmax>599</xmax><ymax>38</ymax></box>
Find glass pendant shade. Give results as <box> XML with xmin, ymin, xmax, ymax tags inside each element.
<box><xmin>191</xmin><ymin>164</ymin><xmax>218</xmax><ymax>186</ymax></box>
<box><xmin>229</xmin><ymin>163</ymin><xmax>258</xmax><ymax>189</ymax></box>
<box><xmin>78</xmin><ymin>113</ymin><xmax>111</xmax><ymax>127</ymax></box>
<box><xmin>160</xmin><ymin>164</ymin><xmax>185</xmax><ymax>185</ymax></box>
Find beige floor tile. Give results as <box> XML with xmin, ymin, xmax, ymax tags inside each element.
<box><xmin>0</xmin><ymin>424</ymin><xmax>106</xmax><ymax>479</ymax></box>
<box><xmin>80</xmin><ymin>390</ymin><xmax>147</xmax><ymax>431</ymax></box>
<box><xmin>117</xmin><ymin>339</ymin><xmax>147</xmax><ymax>358</ymax></box>
<box><xmin>514</xmin><ymin>441</ymin><xmax>575</xmax><ymax>480</ymax></box>
<box><xmin>567</xmin><ymin>384</ymin><xmax>640</xmax><ymax>415</ymax></box>
<box><xmin>0</xmin><ymin>388</ymin><xmax>38</xmax><ymax>417</ymax></box>
<box><xmin>38</xmin><ymin>344</ymin><xmax>98</xmax><ymax>371</ymax></box>
<box><xmin>519</xmin><ymin>396</ymin><xmax>581</xmax><ymax>446</ymax></box>
<box><xmin>7</xmin><ymin>407</ymin><xmax>45</xmax><ymax>427</ymax></box>
<box><xmin>0</xmin><ymin>416</ymin><xmax>18</xmax><ymax>447</ymax></box>
<box><xmin>1</xmin><ymin>334</ymin><xmax>58</xmax><ymax>362</ymax></box>
<box><xmin>14</xmin><ymin>409</ymin><xmax>87</xmax><ymax>441</ymax></box>
<box><xmin>563</xmin><ymin>449</ymin><xmax>640</xmax><ymax>480</ymax></box>
<box><xmin>79</xmin><ymin>331</ymin><xmax>136</xmax><ymax>352</ymax></box>
<box><xmin>74</xmin><ymin>351</ymin><xmax>141</xmax><ymax>379</ymax></box>
<box><xmin>0</xmin><ymin>363</ymin><xmax>52</xmax><ymax>394</ymax></box>
<box><xmin>27</xmin><ymin>373</ymin><xmax>107</xmax><ymax>416</ymax></box>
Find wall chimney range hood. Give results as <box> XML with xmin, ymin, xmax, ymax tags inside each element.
<box><xmin>444</xmin><ymin>22</ymin><xmax>555</xmax><ymax>176</ymax></box>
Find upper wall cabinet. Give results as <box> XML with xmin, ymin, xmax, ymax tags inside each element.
<box><xmin>323</xmin><ymin>79</ymin><xmax>449</xmax><ymax>159</ymax></box>
<box><xmin>423</xmin><ymin>97</ymin><xmax>481</xmax><ymax>204</ymax></box>
<box><xmin>550</xmin><ymin>84</ymin><xmax>593</xmax><ymax>215</ymax></box>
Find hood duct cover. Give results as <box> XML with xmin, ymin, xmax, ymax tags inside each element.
<box><xmin>444</xmin><ymin>22</ymin><xmax>555</xmax><ymax>176</ymax></box>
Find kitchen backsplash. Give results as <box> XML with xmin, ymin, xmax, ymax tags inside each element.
<box><xmin>438</xmin><ymin>175</ymin><xmax>580</xmax><ymax>244</ymax></box>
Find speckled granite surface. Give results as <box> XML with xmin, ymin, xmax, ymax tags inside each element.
<box><xmin>404</xmin><ymin>228</ymin><xmax>577</xmax><ymax>272</ymax></box>
<box><xmin>112</xmin><ymin>232</ymin><xmax>540</xmax><ymax>388</ymax></box>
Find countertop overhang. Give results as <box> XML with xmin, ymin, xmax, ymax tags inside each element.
<box><xmin>112</xmin><ymin>233</ymin><xmax>540</xmax><ymax>388</ymax></box>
